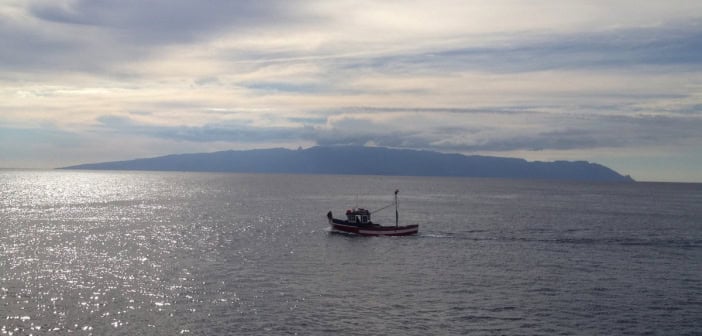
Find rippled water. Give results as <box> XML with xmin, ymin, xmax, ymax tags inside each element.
<box><xmin>1</xmin><ymin>170</ymin><xmax>701</xmax><ymax>335</ymax></box>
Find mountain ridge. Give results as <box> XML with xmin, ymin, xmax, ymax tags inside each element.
<box><xmin>59</xmin><ymin>146</ymin><xmax>634</xmax><ymax>182</ymax></box>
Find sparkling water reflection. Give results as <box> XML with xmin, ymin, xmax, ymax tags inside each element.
<box><xmin>1</xmin><ymin>170</ymin><xmax>701</xmax><ymax>335</ymax></box>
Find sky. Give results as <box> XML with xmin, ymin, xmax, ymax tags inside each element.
<box><xmin>1</xmin><ymin>0</ymin><xmax>701</xmax><ymax>182</ymax></box>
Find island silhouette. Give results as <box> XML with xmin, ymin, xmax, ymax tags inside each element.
<box><xmin>60</xmin><ymin>146</ymin><xmax>634</xmax><ymax>182</ymax></box>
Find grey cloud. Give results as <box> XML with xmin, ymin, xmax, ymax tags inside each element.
<box><xmin>440</xmin><ymin>114</ymin><xmax>702</xmax><ymax>152</ymax></box>
<box><xmin>6</xmin><ymin>1</ymin><xmax>700</xmax><ymax>79</ymax></box>
<box><xmin>334</xmin><ymin>106</ymin><xmax>540</xmax><ymax>115</ymax></box>
<box><xmin>97</xmin><ymin>115</ymin><xmax>132</xmax><ymax>127</ymax></box>
<box><xmin>244</xmin><ymin>81</ymin><xmax>327</xmax><ymax>94</ymax></box>
<box><xmin>1</xmin><ymin>0</ymin><xmax>306</xmax><ymax>74</ymax></box>
<box><xmin>0</xmin><ymin>17</ymin><xmax>83</xmax><ymax>71</ymax></box>
<box><xmin>354</xmin><ymin>20</ymin><xmax>702</xmax><ymax>73</ymax></box>
<box><xmin>13</xmin><ymin>111</ymin><xmax>701</xmax><ymax>164</ymax></box>
<box><xmin>96</xmin><ymin>115</ymin><xmax>310</xmax><ymax>143</ymax></box>
<box><xmin>287</xmin><ymin>117</ymin><xmax>327</xmax><ymax>125</ymax></box>
<box><xmin>45</xmin><ymin>109</ymin><xmax>702</xmax><ymax>155</ymax></box>
<box><xmin>310</xmin><ymin>112</ymin><xmax>702</xmax><ymax>153</ymax></box>
<box><xmin>30</xmin><ymin>0</ymin><xmax>296</xmax><ymax>44</ymax></box>
<box><xmin>94</xmin><ymin>113</ymin><xmax>418</xmax><ymax>146</ymax></box>
<box><xmin>439</xmin><ymin>130</ymin><xmax>622</xmax><ymax>152</ymax></box>
<box><xmin>193</xmin><ymin>76</ymin><xmax>221</xmax><ymax>87</ymax></box>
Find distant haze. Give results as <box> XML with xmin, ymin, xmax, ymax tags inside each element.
<box><xmin>1</xmin><ymin>1</ymin><xmax>701</xmax><ymax>182</ymax></box>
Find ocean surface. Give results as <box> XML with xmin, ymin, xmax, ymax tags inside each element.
<box><xmin>1</xmin><ymin>170</ymin><xmax>701</xmax><ymax>335</ymax></box>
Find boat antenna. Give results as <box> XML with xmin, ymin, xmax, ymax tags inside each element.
<box><xmin>395</xmin><ymin>189</ymin><xmax>399</xmax><ymax>228</ymax></box>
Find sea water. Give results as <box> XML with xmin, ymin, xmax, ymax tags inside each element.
<box><xmin>1</xmin><ymin>170</ymin><xmax>701</xmax><ymax>335</ymax></box>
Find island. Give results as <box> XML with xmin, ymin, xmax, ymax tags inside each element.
<box><xmin>60</xmin><ymin>146</ymin><xmax>634</xmax><ymax>182</ymax></box>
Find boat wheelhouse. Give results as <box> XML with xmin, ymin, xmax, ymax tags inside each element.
<box><xmin>345</xmin><ymin>208</ymin><xmax>372</xmax><ymax>225</ymax></box>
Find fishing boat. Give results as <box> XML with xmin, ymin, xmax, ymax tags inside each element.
<box><xmin>326</xmin><ymin>190</ymin><xmax>419</xmax><ymax>236</ymax></box>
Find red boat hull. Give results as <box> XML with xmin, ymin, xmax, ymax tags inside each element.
<box><xmin>328</xmin><ymin>218</ymin><xmax>419</xmax><ymax>236</ymax></box>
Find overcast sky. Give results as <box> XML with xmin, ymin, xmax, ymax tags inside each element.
<box><xmin>1</xmin><ymin>0</ymin><xmax>701</xmax><ymax>182</ymax></box>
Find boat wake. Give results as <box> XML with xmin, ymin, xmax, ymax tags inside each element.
<box><xmin>419</xmin><ymin>232</ymin><xmax>455</xmax><ymax>239</ymax></box>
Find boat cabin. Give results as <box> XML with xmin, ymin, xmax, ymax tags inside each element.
<box><xmin>346</xmin><ymin>208</ymin><xmax>372</xmax><ymax>225</ymax></box>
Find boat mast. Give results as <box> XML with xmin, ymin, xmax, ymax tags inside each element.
<box><xmin>395</xmin><ymin>189</ymin><xmax>399</xmax><ymax>228</ymax></box>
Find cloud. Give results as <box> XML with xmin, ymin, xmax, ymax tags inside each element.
<box><xmin>2</xmin><ymin>0</ymin><xmax>309</xmax><ymax>76</ymax></box>
<box><xmin>95</xmin><ymin>115</ymin><xmax>311</xmax><ymax>143</ymax></box>
<box><xmin>2</xmin><ymin>1</ymin><xmax>702</xmax><ymax>180</ymax></box>
<box><xmin>310</xmin><ymin>109</ymin><xmax>702</xmax><ymax>154</ymax></box>
<box><xmin>345</xmin><ymin>20</ymin><xmax>702</xmax><ymax>75</ymax></box>
<box><xmin>29</xmin><ymin>0</ymin><xmax>297</xmax><ymax>44</ymax></box>
<box><xmin>5</xmin><ymin>1</ymin><xmax>699</xmax><ymax>77</ymax></box>
<box><xmin>90</xmin><ymin>107</ymin><xmax>702</xmax><ymax>156</ymax></box>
